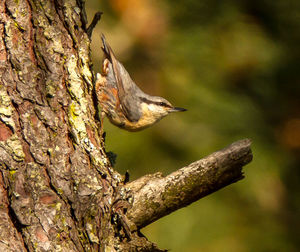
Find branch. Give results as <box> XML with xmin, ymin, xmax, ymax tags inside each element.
<box><xmin>126</xmin><ymin>139</ymin><xmax>252</xmax><ymax>228</ymax></box>
<box><xmin>87</xmin><ymin>12</ymin><xmax>103</xmax><ymax>38</ymax></box>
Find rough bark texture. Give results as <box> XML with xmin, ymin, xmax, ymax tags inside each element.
<box><xmin>0</xmin><ymin>0</ymin><xmax>253</xmax><ymax>251</ymax></box>
<box><xmin>0</xmin><ymin>0</ymin><xmax>157</xmax><ymax>251</ymax></box>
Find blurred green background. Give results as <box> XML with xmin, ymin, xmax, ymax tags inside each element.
<box><xmin>87</xmin><ymin>0</ymin><xmax>300</xmax><ymax>251</ymax></box>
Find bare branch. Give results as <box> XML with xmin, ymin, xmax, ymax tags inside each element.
<box><xmin>126</xmin><ymin>139</ymin><xmax>253</xmax><ymax>228</ymax></box>
<box><xmin>87</xmin><ymin>12</ymin><xmax>103</xmax><ymax>38</ymax></box>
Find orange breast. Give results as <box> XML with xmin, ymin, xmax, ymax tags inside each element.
<box><xmin>95</xmin><ymin>76</ymin><xmax>125</xmax><ymax>125</ymax></box>
<box><xmin>95</xmin><ymin>74</ymin><xmax>160</xmax><ymax>131</ymax></box>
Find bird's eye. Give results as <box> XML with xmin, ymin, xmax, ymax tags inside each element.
<box><xmin>159</xmin><ymin>102</ymin><xmax>166</xmax><ymax>106</ymax></box>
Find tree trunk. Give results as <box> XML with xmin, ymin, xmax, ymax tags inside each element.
<box><xmin>0</xmin><ymin>1</ymin><xmax>252</xmax><ymax>251</ymax></box>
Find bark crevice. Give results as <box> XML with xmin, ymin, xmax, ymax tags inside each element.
<box><xmin>7</xmin><ymin>192</ymin><xmax>28</xmax><ymax>249</ymax></box>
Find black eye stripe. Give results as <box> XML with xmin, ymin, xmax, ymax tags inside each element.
<box><xmin>140</xmin><ymin>97</ymin><xmax>151</xmax><ymax>104</ymax></box>
<box><xmin>140</xmin><ymin>97</ymin><xmax>171</xmax><ymax>108</ymax></box>
<box><xmin>158</xmin><ymin>102</ymin><xmax>168</xmax><ymax>107</ymax></box>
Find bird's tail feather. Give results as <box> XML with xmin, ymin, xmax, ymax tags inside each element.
<box><xmin>101</xmin><ymin>34</ymin><xmax>115</xmax><ymax>61</ymax></box>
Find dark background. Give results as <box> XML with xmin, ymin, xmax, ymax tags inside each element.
<box><xmin>87</xmin><ymin>1</ymin><xmax>300</xmax><ymax>251</ymax></box>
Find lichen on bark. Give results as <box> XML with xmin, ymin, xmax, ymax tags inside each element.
<box><xmin>0</xmin><ymin>0</ymin><xmax>138</xmax><ymax>251</ymax></box>
<box><xmin>0</xmin><ymin>0</ymin><xmax>253</xmax><ymax>251</ymax></box>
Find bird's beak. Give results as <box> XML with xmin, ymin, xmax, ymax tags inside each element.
<box><xmin>169</xmin><ymin>107</ymin><xmax>187</xmax><ymax>113</ymax></box>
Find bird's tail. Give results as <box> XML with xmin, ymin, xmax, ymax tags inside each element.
<box><xmin>100</xmin><ymin>34</ymin><xmax>126</xmax><ymax>100</ymax></box>
<box><xmin>101</xmin><ymin>34</ymin><xmax>115</xmax><ymax>61</ymax></box>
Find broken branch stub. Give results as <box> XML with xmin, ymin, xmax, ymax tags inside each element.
<box><xmin>126</xmin><ymin>139</ymin><xmax>252</xmax><ymax>228</ymax></box>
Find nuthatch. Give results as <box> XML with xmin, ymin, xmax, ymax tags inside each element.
<box><xmin>95</xmin><ymin>35</ymin><xmax>186</xmax><ymax>131</ymax></box>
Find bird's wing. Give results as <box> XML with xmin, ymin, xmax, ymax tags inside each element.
<box><xmin>101</xmin><ymin>34</ymin><xmax>142</xmax><ymax>122</ymax></box>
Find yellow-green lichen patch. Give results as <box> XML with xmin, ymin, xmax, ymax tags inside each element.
<box><xmin>14</xmin><ymin>21</ymin><xmax>25</xmax><ymax>32</ymax></box>
<box><xmin>65</xmin><ymin>55</ymin><xmax>87</xmax><ymax>107</ymax></box>
<box><xmin>86</xmin><ymin>222</ymin><xmax>99</xmax><ymax>244</ymax></box>
<box><xmin>78</xmin><ymin>44</ymin><xmax>93</xmax><ymax>88</ymax></box>
<box><xmin>0</xmin><ymin>85</ymin><xmax>16</xmax><ymax>130</ymax></box>
<box><xmin>55</xmin><ymin>202</ymin><xmax>62</xmax><ymax>211</ymax></box>
<box><xmin>35</xmin><ymin>12</ymin><xmax>64</xmax><ymax>55</ymax></box>
<box><xmin>36</xmin><ymin>14</ymin><xmax>50</xmax><ymax>32</ymax></box>
<box><xmin>9</xmin><ymin>170</ymin><xmax>16</xmax><ymax>175</ymax></box>
<box><xmin>89</xmin><ymin>154</ymin><xmax>107</xmax><ymax>169</ymax></box>
<box><xmin>84</xmin><ymin>175</ymin><xmax>102</xmax><ymax>192</ymax></box>
<box><xmin>8</xmin><ymin>170</ymin><xmax>17</xmax><ymax>182</ymax></box>
<box><xmin>62</xmin><ymin>1</ymin><xmax>80</xmax><ymax>43</ymax></box>
<box><xmin>68</xmin><ymin>101</ymin><xmax>88</xmax><ymax>144</ymax></box>
<box><xmin>53</xmin><ymin>245</ymin><xmax>62</xmax><ymax>252</ymax></box>
<box><xmin>52</xmin><ymin>37</ymin><xmax>64</xmax><ymax>55</ymax></box>
<box><xmin>28</xmin><ymin>165</ymin><xmax>49</xmax><ymax>191</ymax></box>
<box><xmin>56</xmin><ymin>188</ymin><xmax>64</xmax><ymax>196</ymax></box>
<box><xmin>0</xmin><ymin>134</ymin><xmax>25</xmax><ymax>162</ymax></box>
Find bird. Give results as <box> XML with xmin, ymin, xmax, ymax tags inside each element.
<box><xmin>95</xmin><ymin>34</ymin><xmax>186</xmax><ymax>132</ymax></box>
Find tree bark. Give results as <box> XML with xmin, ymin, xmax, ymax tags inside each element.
<box><xmin>0</xmin><ymin>1</ymin><xmax>253</xmax><ymax>251</ymax></box>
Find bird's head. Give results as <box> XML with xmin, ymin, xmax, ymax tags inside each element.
<box><xmin>140</xmin><ymin>96</ymin><xmax>186</xmax><ymax>122</ymax></box>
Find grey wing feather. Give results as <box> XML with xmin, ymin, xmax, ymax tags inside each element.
<box><xmin>101</xmin><ymin>34</ymin><xmax>142</xmax><ymax>122</ymax></box>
